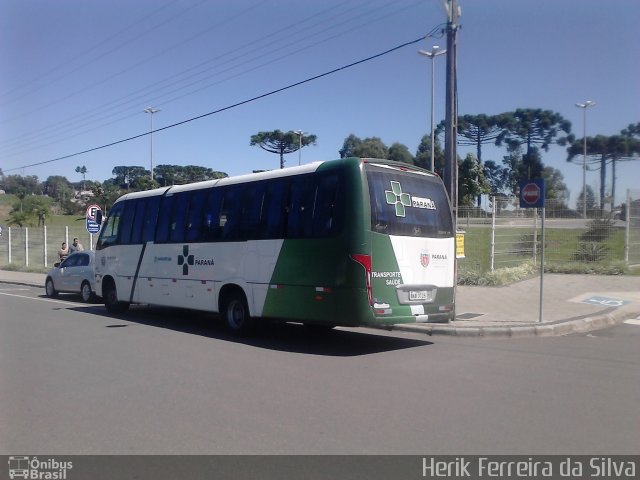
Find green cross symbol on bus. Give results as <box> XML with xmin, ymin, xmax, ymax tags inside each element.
<box><xmin>385</xmin><ymin>181</ymin><xmax>411</xmax><ymax>217</ymax></box>
<box><xmin>178</xmin><ymin>245</ymin><xmax>195</xmax><ymax>275</ymax></box>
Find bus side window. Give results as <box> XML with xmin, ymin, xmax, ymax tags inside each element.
<box><xmin>185</xmin><ymin>189</ymin><xmax>208</xmax><ymax>243</ymax></box>
<box><xmin>96</xmin><ymin>202</ymin><xmax>124</xmax><ymax>249</ymax></box>
<box><xmin>119</xmin><ymin>199</ymin><xmax>136</xmax><ymax>245</ymax></box>
<box><xmin>220</xmin><ymin>187</ymin><xmax>241</xmax><ymax>240</ymax></box>
<box><xmin>288</xmin><ymin>176</ymin><xmax>316</xmax><ymax>238</ymax></box>
<box><xmin>201</xmin><ymin>188</ymin><xmax>222</xmax><ymax>241</ymax></box>
<box><xmin>130</xmin><ymin>198</ymin><xmax>147</xmax><ymax>244</ymax></box>
<box><xmin>240</xmin><ymin>182</ymin><xmax>265</xmax><ymax>240</ymax></box>
<box><xmin>169</xmin><ymin>192</ymin><xmax>190</xmax><ymax>243</ymax></box>
<box><xmin>260</xmin><ymin>180</ymin><xmax>287</xmax><ymax>239</ymax></box>
<box><xmin>313</xmin><ymin>174</ymin><xmax>343</xmax><ymax>237</ymax></box>
<box><xmin>155</xmin><ymin>195</ymin><xmax>175</xmax><ymax>243</ymax></box>
<box><xmin>142</xmin><ymin>196</ymin><xmax>160</xmax><ymax>243</ymax></box>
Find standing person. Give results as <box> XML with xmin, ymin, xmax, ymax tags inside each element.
<box><xmin>69</xmin><ymin>237</ymin><xmax>84</xmax><ymax>253</ymax></box>
<box><xmin>58</xmin><ymin>242</ymin><xmax>69</xmax><ymax>262</ymax></box>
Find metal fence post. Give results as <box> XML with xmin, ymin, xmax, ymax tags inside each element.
<box><xmin>8</xmin><ymin>227</ymin><xmax>12</xmax><ymax>264</ymax></box>
<box><xmin>490</xmin><ymin>196</ymin><xmax>496</xmax><ymax>272</ymax></box>
<box><xmin>625</xmin><ymin>189</ymin><xmax>631</xmax><ymax>264</ymax></box>
<box><xmin>25</xmin><ymin>227</ymin><xmax>29</xmax><ymax>267</ymax></box>
<box><xmin>44</xmin><ymin>226</ymin><xmax>48</xmax><ymax>268</ymax></box>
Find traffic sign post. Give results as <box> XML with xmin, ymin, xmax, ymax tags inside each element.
<box><xmin>519</xmin><ymin>179</ymin><xmax>545</xmax><ymax>209</ymax></box>
<box><xmin>85</xmin><ymin>204</ymin><xmax>102</xmax><ymax>250</ymax></box>
<box><xmin>518</xmin><ymin>180</ymin><xmax>546</xmax><ymax>322</ymax></box>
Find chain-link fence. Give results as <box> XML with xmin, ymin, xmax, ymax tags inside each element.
<box><xmin>0</xmin><ymin>225</ymin><xmax>96</xmax><ymax>270</ymax></box>
<box><xmin>457</xmin><ymin>191</ymin><xmax>638</xmax><ymax>275</ymax></box>
<box><xmin>1</xmin><ymin>191</ymin><xmax>638</xmax><ymax>273</ymax></box>
<box><xmin>627</xmin><ymin>189</ymin><xmax>640</xmax><ymax>266</ymax></box>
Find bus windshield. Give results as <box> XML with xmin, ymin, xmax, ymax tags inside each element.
<box><xmin>366</xmin><ymin>163</ymin><xmax>453</xmax><ymax>238</ymax></box>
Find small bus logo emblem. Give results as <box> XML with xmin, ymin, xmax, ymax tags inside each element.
<box><xmin>385</xmin><ymin>181</ymin><xmax>412</xmax><ymax>217</ymax></box>
<box><xmin>178</xmin><ymin>245</ymin><xmax>195</xmax><ymax>275</ymax></box>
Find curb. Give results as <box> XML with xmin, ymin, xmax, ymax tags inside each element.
<box><xmin>392</xmin><ymin>308</ymin><xmax>640</xmax><ymax>338</ymax></box>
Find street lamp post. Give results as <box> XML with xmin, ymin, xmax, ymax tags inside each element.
<box><xmin>575</xmin><ymin>100</ymin><xmax>595</xmax><ymax>218</ymax></box>
<box><xmin>144</xmin><ymin>107</ymin><xmax>161</xmax><ymax>181</ymax></box>
<box><xmin>294</xmin><ymin>130</ymin><xmax>306</xmax><ymax>166</ymax></box>
<box><xmin>419</xmin><ymin>45</ymin><xmax>446</xmax><ymax>172</ymax></box>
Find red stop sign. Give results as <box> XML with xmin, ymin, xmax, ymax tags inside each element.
<box><xmin>522</xmin><ymin>183</ymin><xmax>541</xmax><ymax>205</ymax></box>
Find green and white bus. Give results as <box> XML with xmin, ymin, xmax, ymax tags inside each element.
<box><xmin>94</xmin><ymin>158</ymin><xmax>455</xmax><ymax>333</ymax></box>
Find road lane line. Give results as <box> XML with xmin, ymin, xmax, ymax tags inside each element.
<box><xmin>0</xmin><ymin>291</ymin><xmax>87</xmax><ymax>307</ymax></box>
<box><xmin>623</xmin><ymin>319</ymin><xmax>640</xmax><ymax>326</ymax></box>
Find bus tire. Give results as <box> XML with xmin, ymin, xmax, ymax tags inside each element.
<box><xmin>104</xmin><ymin>279</ymin><xmax>129</xmax><ymax>314</ymax></box>
<box><xmin>222</xmin><ymin>290</ymin><xmax>255</xmax><ymax>335</ymax></box>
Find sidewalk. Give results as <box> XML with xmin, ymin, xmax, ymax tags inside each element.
<box><xmin>1</xmin><ymin>270</ymin><xmax>639</xmax><ymax>338</ymax></box>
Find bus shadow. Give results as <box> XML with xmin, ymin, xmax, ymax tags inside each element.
<box><xmin>68</xmin><ymin>304</ymin><xmax>433</xmax><ymax>357</ymax></box>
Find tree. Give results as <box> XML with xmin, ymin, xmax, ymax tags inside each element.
<box><xmin>42</xmin><ymin>176</ymin><xmax>74</xmax><ymax>204</ymax></box>
<box><xmin>152</xmin><ymin>165</ymin><xmax>227</xmax><ymax>187</ymax></box>
<box><xmin>75</xmin><ymin>165</ymin><xmax>88</xmax><ymax>191</ymax></box>
<box><xmin>415</xmin><ymin>134</ymin><xmax>445</xmax><ymax>174</ymax></box>
<box><xmin>112</xmin><ymin>166</ymin><xmax>149</xmax><ymax>189</ymax></box>
<box><xmin>541</xmin><ymin>166</ymin><xmax>569</xmax><ymax>207</ymax></box>
<box><xmin>388</xmin><ymin>142</ymin><xmax>414</xmax><ymax>164</ymax></box>
<box><xmin>250</xmin><ymin>130</ymin><xmax>317</xmax><ymax>169</ymax></box>
<box><xmin>339</xmin><ymin>134</ymin><xmax>361</xmax><ymax>158</ymax></box>
<box><xmin>457</xmin><ymin>153</ymin><xmax>489</xmax><ymax>206</ymax></box>
<box><xmin>339</xmin><ymin>135</ymin><xmax>389</xmax><ymax>159</ymax></box>
<box><xmin>2</xmin><ymin>174</ymin><xmax>40</xmax><ymax>196</ymax></box>
<box><xmin>576</xmin><ymin>185</ymin><xmax>596</xmax><ymax>216</ymax></box>
<box><xmin>498</xmin><ymin>108</ymin><xmax>572</xmax><ymax>180</ymax></box>
<box><xmin>441</xmin><ymin>113</ymin><xmax>508</xmax><ymax>163</ymax></box>
<box><xmin>482</xmin><ymin>160</ymin><xmax>510</xmax><ymax>196</ymax></box>
<box><xmin>567</xmin><ymin>134</ymin><xmax>640</xmax><ymax>211</ymax></box>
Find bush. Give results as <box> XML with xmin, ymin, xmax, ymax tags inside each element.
<box><xmin>580</xmin><ymin>218</ymin><xmax>616</xmax><ymax>242</ymax></box>
<box><xmin>458</xmin><ymin>261</ymin><xmax>537</xmax><ymax>286</ymax></box>
<box><xmin>571</xmin><ymin>242</ymin><xmax>609</xmax><ymax>262</ymax></box>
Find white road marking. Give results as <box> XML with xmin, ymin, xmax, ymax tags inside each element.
<box><xmin>623</xmin><ymin>319</ymin><xmax>640</xmax><ymax>326</ymax></box>
<box><xmin>0</xmin><ymin>291</ymin><xmax>84</xmax><ymax>307</ymax></box>
<box><xmin>0</xmin><ymin>287</ymin><xmax>31</xmax><ymax>291</ymax></box>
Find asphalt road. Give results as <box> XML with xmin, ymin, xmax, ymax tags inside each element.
<box><xmin>1</xmin><ymin>283</ymin><xmax>639</xmax><ymax>455</ymax></box>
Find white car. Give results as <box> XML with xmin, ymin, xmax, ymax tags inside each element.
<box><xmin>45</xmin><ymin>251</ymin><xmax>96</xmax><ymax>302</ymax></box>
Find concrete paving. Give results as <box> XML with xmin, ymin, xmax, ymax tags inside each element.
<box><xmin>1</xmin><ymin>269</ymin><xmax>639</xmax><ymax>338</ymax></box>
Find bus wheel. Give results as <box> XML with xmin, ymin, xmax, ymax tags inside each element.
<box><xmin>104</xmin><ymin>280</ymin><xmax>129</xmax><ymax>314</ymax></box>
<box><xmin>223</xmin><ymin>291</ymin><xmax>255</xmax><ymax>335</ymax></box>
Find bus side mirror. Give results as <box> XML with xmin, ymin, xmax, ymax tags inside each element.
<box><xmin>96</xmin><ymin>210</ymin><xmax>103</xmax><ymax>225</ymax></box>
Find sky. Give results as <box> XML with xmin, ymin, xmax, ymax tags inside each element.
<box><xmin>1</xmin><ymin>0</ymin><xmax>638</xmax><ymax>208</ymax></box>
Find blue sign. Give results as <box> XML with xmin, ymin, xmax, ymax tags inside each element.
<box><xmin>519</xmin><ymin>179</ymin><xmax>545</xmax><ymax>208</ymax></box>
<box><xmin>86</xmin><ymin>204</ymin><xmax>102</xmax><ymax>234</ymax></box>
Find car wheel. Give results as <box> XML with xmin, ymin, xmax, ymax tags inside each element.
<box><xmin>80</xmin><ymin>281</ymin><xmax>94</xmax><ymax>303</ymax></box>
<box><xmin>45</xmin><ymin>278</ymin><xmax>58</xmax><ymax>298</ymax></box>
<box><xmin>104</xmin><ymin>280</ymin><xmax>129</xmax><ymax>314</ymax></box>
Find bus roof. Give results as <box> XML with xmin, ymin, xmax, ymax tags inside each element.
<box><xmin>112</xmin><ymin>158</ymin><xmax>439</xmax><ymax>205</ymax></box>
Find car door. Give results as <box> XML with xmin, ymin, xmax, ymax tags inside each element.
<box><xmin>56</xmin><ymin>255</ymin><xmax>77</xmax><ymax>291</ymax></box>
<box><xmin>68</xmin><ymin>253</ymin><xmax>90</xmax><ymax>293</ymax></box>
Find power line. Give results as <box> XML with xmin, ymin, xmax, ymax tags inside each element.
<box><xmin>0</xmin><ymin>0</ymin><xmax>398</xmax><ymax>155</ymax></box>
<box><xmin>4</xmin><ymin>31</ymin><xmax>442</xmax><ymax>173</ymax></box>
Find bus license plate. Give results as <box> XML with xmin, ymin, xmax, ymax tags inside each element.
<box><xmin>409</xmin><ymin>290</ymin><xmax>429</xmax><ymax>301</ymax></box>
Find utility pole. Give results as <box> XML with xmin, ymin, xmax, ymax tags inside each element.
<box><xmin>144</xmin><ymin>107</ymin><xmax>161</xmax><ymax>182</ymax></box>
<box><xmin>444</xmin><ymin>0</ymin><xmax>460</xmax><ymax>226</ymax></box>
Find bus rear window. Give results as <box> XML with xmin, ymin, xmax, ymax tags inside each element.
<box><xmin>366</xmin><ymin>165</ymin><xmax>453</xmax><ymax>238</ymax></box>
